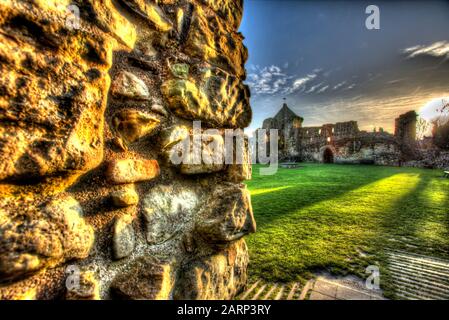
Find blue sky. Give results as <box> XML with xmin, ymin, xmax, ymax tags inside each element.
<box><xmin>239</xmin><ymin>0</ymin><xmax>449</xmax><ymax>133</ymax></box>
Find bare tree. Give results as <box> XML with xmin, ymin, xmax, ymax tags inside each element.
<box><xmin>416</xmin><ymin>117</ymin><xmax>430</xmax><ymax>140</ymax></box>
<box><xmin>432</xmin><ymin>99</ymin><xmax>449</xmax><ymax>149</ymax></box>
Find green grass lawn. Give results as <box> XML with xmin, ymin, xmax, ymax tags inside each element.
<box><xmin>246</xmin><ymin>163</ymin><xmax>449</xmax><ymax>297</ymax></box>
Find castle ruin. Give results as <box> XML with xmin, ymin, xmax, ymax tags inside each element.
<box><xmin>258</xmin><ymin>103</ymin><xmax>418</xmax><ymax>166</ymax></box>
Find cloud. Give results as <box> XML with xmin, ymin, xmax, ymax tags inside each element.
<box><xmin>287</xmin><ymin>74</ymin><xmax>317</xmax><ymax>94</ymax></box>
<box><xmin>246</xmin><ymin>65</ymin><xmax>323</xmax><ymax>95</ymax></box>
<box><xmin>333</xmin><ymin>81</ymin><xmax>346</xmax><ymax>90</ymax></box>
<box><xmin>246</xmin><ymin>65</ymin><xmax>363</xmax><ymax>97</ymax></box>
<box><xmin>317</xmin><ymin>85</ymin><xmax>329</xmax><ymax>93</ymax></box>
<box><xmin>305</xmin><ymin>82</ymin><xmax>323</xmax><ymax>94</ymax></box>
<box><xmin>288</xmin><ymin>89</ymin><xmax>445</xmax><ymax>133</ymax></box>
<box><xmin>387</xmin><ymin>79</ymin><xmax>404</xmax><ymax>85</ymax></box>
<box><xmin>245</xmin><ymin>65</ymin><xmax>291</xmax><ymax>95</ymax></box>
<box><xmin>343</xmin><ymin>83</ymin><xmax>356</xmax><ymax>90</ymax></box>
<box><xmin>403</xmin><ymin>41</ymin><xmax>449</xmax><ymax>60</ymax></box>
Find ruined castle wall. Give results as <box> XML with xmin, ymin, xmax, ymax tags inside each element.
<box><xmin>394</xmin><ymin>110</ymin><xmax>417</xmax><ymax>160</ymax></box>
<box><xmin>297</xmin><ymin>123</ymin><xmax>399</xmax><ymax>165</ymax></box>
<box><xmin>264</xmin><ymin>109</ymin><xmax>428</xmax><ymax>167</ymax></box>
<box><xmin>0</xmin><ymin>0</ymin><xmax>254</xmax><ymax>300</ymax></box>
<box><xmin>334</xmin><ymin>121</ymin><xmax>358</xmax><ymax>138</ymax></box>
<box><xmin>395</xmin><ymin>111</ymin><xmax>417</xmax><ymax>144</ymax></box>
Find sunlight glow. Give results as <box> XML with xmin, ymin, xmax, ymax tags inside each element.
<box><xmin>419</xmin><ymin>97</ymin><xmax>449</xmax><ymax>122</ymax></box>
<box><xmin>301</xmin><ymin>173</ymin><xmax>421</xmax><ymax>215</ymax></box>
<box><xmin>250</xmin><ymin>186</ymin><xmax>291</xmax><ymax>196</ymax></box>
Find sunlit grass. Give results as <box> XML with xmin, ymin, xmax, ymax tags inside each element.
<box><xmin>246</xmin><ymin>164</ymin><xmax>449</xmax><ymax>296</ymax></box>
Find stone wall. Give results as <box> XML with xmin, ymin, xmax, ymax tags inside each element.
<box><xmin>264</xmin><ymin>104</ymin><xmax>445</xmax><ymax>168</ymax></box>
<box><xmin>404</xmin><ymin>150</ymin><xmax>449</xmax><ymax>170</ymax></box>
<box><xmin>260</xmin><ymin>103</ymin><xmax>402</xmax><ymax>165</ymax></box>
<box><xmin>298</xmin><ymin>132</ymin><xmax>399</xmax><ymax>165</ymax></box>
<box><xmin>334</xmin><ymin>121</ymin><xmax>358</xmax><ymax>138</ymax></box>
<box><xmin>0</xmin><ymin>0</ymin><xmax>254</xmax><ymax>300</ymax></box>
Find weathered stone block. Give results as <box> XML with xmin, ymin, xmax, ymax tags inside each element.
<box><xmin>161</xmin><ymin>74</ymin><xmax>251</xmax><ymax>128</ymax></box>
<box><xmin>163</xmin><ymin>127</ymin><xmax>251</xmax><ymax>176</ymax></box>
<box><xmin>111</xmin><ymin>109</ymin><xmax>160</xmax><ymax>149</ymax></box>
<box><xmin>184</xmin><ymin>5</ymin><xmax>247</xmax><ymax>78</ymax></box>
<box><xmin>150</xmin><ymin>104</ymin><xmax>169</xmax><ymax>117</ymax></box>
<box><xmin>170</xmin><ymin>63</ymin><xmax>190</xmax><ymax>79</ymax></box>
<box><xmin>195</xmin><ymin>184</ymin><xmax>255</xmax><ymax>245</ymax></box>
<box><xmin>226</xmin><ymin>136</ymin><xmax>252</xmax><ymax>182</ymax></box>
<box><xmin>201</xmin><ymin>68</ymin><xmax>252</xmax><ymax>128</ymax></box>
<box><xmin>198</xmin><ymin>0</ymin><xmax>244</xmax><ymax>30</ymax></box>
<box><xmin>66</xmin><ymin>270</ymin><xmax>100</xmax><ymax>300</ymax></box>
<box><xmin>0</xmin><ymin>0</ymin><xmax>138</xmax><ymax>182</ymax></box>
<box><xmin>0</xmin><ymin>195</ymin><xmax>94</xmax><ymax>281</ymax></box>
<box><xmin>161</xmin><ymin>79</ymin><xmax>209</xmax><ymax>122</ymax></box>
<box><xmin>179</xmin><ymin>134</ymin><xmax>225</xmax><ymax>174</ymax></box>
<box><xmin>111</xmin><ymin>257</ymin><xmax>172</xmax><ymax>299</ymax></box>
<box><xmin>107</xmin><ymin>159</ymin><xmax>160</xmax><ymax>184</ymax></box>
<box><xmin>110</xmin><ymin>71</ymin><xmax>150</xmax><ymax>100</ymax></box>
<box><xmin>142</xmin><ymin>185</ymin><xmax>198</xmax><ymax>245</ymax></box>
<box><xmin>113</xmin><ymin>214</ymin><xmax>136</xmax><ymax>259</ymax></box>
<box><xmin>119</xmin><ymin>0</ymin><xmax>173</xmax><ymax>32</ymax></box>
<box><xmin>111</xmin><ymin>184</ymin><xmax>139</xmax><ymax>207</ymax></box>
<box><xmin>161</xmin><ymin>125</ymin><xmax>190</xmax><ymax>151</ymax></box>
<box><xmin>89</xmin><ymin>0</ymin><xmax>137</xmax><ymax>48</ymax></box>
<box><xmin>173</xmin><ymin>239</ymin><xmax>248</xmax><ymax>300</ymax></box>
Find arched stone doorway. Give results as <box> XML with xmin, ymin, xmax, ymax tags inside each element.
<box><xmin>323</xmin><ymin>147</ymin><xmax>334</xmax><ymax>163</ymax></box>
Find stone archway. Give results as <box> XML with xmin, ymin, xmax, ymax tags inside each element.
<box><xmin>322</xmin><ymin>147</ymin><xmax>334</xmax><ymax>163</ymax></box>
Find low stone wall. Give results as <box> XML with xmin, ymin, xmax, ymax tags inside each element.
<box><xmin>404</xmin><ymin>150</ymin><xmax>449</xmax><ymax>170</ymax></box>
<box><xmin>299</xmin><ymin>135</ymin><xmax>400</xmax><ymax>166</ymax></box>
<box><xmin>0</xmin><ymin>0</ymin><xmax>254</xmax><ymax>300</ymax></box>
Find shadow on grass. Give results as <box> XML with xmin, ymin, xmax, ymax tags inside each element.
<box><xmin>245</xmin><ymin>164</ymin><xmax>449</xmax><ymax>285</ymax></box>
<box><xmin>249</xmin><ymin>164</ymin><xmax>399</xmax><ymax>227</ymax></box>
<box><xmin>378</xmin><ymin>172</ymin><xmax>449</xmax><ymax>257</ymax></box>
<box><xmin>370</xmin><ymin>173</ymin><xmax>449</xmax><ymax>298</ymax></box>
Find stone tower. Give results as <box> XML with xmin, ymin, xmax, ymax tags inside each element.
<box><xmin>395</xmin><ymin>111</ymin><xmax>417</xmax><ymax>159</ymax></box>
<box><xmin>395</xmin><ymin>111</ymin><xmax>417</xmax><ymax>144</ymax></box>
<box><xmin>262</xmin><ymin>103</ymin><xmax>303</xmax><ymax>161</ymax></box>
<box><xmin>0</xmin><ymin>0</ymin><xmax>254</xmax><ymax>300</ymax></box>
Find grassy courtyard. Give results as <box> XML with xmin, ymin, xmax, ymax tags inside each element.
<box><xmin>245</xmin><ymin>164</ymin><xmax>449</xmax><ymax>296</ymax></box>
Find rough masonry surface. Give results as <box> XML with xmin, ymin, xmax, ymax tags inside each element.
<box><xmin>0</xmin><ymin>0</ymin><xmax>253</xmax><ymax>300</ymax></box>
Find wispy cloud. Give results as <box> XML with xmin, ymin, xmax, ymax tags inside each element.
<box><xmin>246</xmin><ymin>65</ymin><xmax>291</xmax><ymax>95</ymax></box>
<box><xmin>246</xmin><ymin>65</ymin><xmax>364</xmax><ymax>97</ymax></box>
<box><xmin>333</xmin><ymin>81</ymin><xmax>346</xmax><ymax>90</ymax></box>
<box><xmin>305</xmin><ymin>82</ymin><xmax>323</xmax><ymax>93</ymax></box>
<box><xmin>246</xmin><ymin>65</ymin><xmax>323</xmax><ymax>95</ymax></box>
<box><xmin>287</xmin><ymin>74</ymin><xmax>317</xmax><ymax>94</ymax></box>
<box><xmin>403</xmin><ymin>41</ymin><xmax>449</xmax><ymax>60</ymax></box>
<box><xmin>296</xmin><ymin>90</ymin><xmax>446</xmax><ymax>132</ymax></box>
<box><xmin>317</xmin><ymin>85</ymin><xmax>329</xmax><ymax>93</ymax></box>
<box><xmin>387</xmin><ymin>78</ymin><xmax>405</xmax><ymax>85</ymax></box>
<box><xmin>344</xmin><ymin>83</ymin><xmax>356</xmax><ymax>90</ymax></box>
